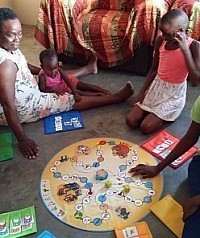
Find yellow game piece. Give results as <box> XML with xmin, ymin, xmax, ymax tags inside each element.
<box><xmin>123</xmin><ymin>184</ymin><xmax>130</xmax><ymax>193</ymax></box>
<box><xmin>105</xmin><ymin>180</ymin><xmax>112</xmax><ymax>188</ymax></box>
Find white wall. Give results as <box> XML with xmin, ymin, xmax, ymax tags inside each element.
<box><xmin>13</xmin><ymin>0</ymin><xmax>41</xmax><ymax>25</ymax></box>
<box><xmin>0</xmin><ymin>0</ymin><xmax>40</xmax><ymax>26</ymax></box>
<box><xmin>0</xmin><ymin>0</ymin><xmax>13</xmax><ymax>8</ymax></box>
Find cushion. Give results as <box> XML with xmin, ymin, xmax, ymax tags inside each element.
<box><xmin>79</xmin><ymin>9</ymin><xmax>130</xmax><ymax>43</ymax></box>
<box><xmin>96</xmin><ymin>0</ymin><xmax>135</xmax><ymax>11</ymax></box>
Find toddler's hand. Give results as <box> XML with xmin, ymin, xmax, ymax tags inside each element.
<box><xmin>74</xmin><ymin>93</ymin><xmax>81</xmax><ymax>102</ymax></box>
<box><xmin>54</xmin><ymin>89</ymin><xmax>65</xmax><ymax>96</ymax></box>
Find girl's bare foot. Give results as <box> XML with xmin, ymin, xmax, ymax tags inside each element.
<box><xmin>87</xmin><ymin>54</ymin><xmax>98</xmax><ymax>74</ymax></box>
<box><xmin>115</xmin><ymin>81</ymin><xmax>134</xmax><ymax>102</ymax></box>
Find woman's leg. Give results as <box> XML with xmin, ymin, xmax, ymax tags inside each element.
<box><xmin>126</xmin><ymin>105</ymin><xmax>147</xmax><ymax>129</ymax></box>
<box><xmin>63</xmin><ymin>55</ymin><xmax>98</xmax><ymax>78</ymax></box>
<box><xmin>77</xmin><ymin>81</ymin><xmax>111</xmax><ymax>95</ymax></box>
<box><xmin>73</xmin><ymin>82</ymin><xmax>134</xmax><ymax>110</ymax></box>
<box><xmin>182</xmin><ymin>156</ymin><xmax>200</xmax><ymax>238</ymax></box>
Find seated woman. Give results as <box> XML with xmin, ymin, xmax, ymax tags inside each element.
<box><xmin>0</xmin><ymin>8</ymin><xmax>134</xmax><ymax>160</ymax></box>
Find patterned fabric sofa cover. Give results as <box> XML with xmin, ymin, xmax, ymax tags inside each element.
<box><xmin>34</xmin><ymin>0</ymin><xmax>200</xmax><ymax>72</ymax></box>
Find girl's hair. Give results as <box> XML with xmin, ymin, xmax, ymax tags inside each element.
<box><xmin>160</xmin><ymin>8</ymin><xmax>189</xmax><ymax>29</ymax></box>
<box><xmin>0</xmin><ymin>8</ymin><xmax>18</xmax><ymax>30</ymax></box>
<box><xmin>39</xmin><ymin>49</ymin><xmax>58</xmax><ymax>64</ymax></box>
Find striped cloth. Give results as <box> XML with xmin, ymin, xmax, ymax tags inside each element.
<box><xmin>34</xmin><ymin>0</ymin><xmax>200</xmax><ymax>67</ymax></box>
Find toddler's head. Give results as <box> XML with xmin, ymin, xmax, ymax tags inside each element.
<box><xmin>159</xmin><ymin>8</ymin><xmax>189</xmax><ymax>42</ymax></box>
<box><xmin>39</xmin><ymin>49</ymin><xmax>58</xmax><ymax>77</ymax></box>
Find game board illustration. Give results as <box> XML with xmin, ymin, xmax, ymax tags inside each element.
<box><xmin>40</xmin><ymin>138</ymin><xmax>163</xmax><ymax>231</ymax></box>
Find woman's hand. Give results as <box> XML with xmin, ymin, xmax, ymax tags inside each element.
<box><xmin>129</xmin><ymin>164</ymin><xmax>160</xmax><ymax>178</ymax></box>
<box><xmin>18</xmin><ymin>138</ymin><xmax>39</xmax><ymax>159</ymax></box>
<box><xmin>183</xmin><ymin>196</ymin><xmax>200</xmax><ymax>222</ymax></box>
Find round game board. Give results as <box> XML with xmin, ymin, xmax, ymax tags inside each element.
<box><xmin>40</xmin><ymin>138</ymin><xmax>163</xmax><ymax>231</ymax></box>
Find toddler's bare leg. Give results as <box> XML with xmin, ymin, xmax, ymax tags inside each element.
<box><xmin>73</xmin><ymin>82</ymin><xmax>134</xmax><ymax>110</ymax></box>
<box><xmin>77</xmin><ymin>81</ymin><xmax>111</xmax><ymax>95</ymax></box>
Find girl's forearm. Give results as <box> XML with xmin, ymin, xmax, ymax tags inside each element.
<box><xmin>157</xmin><ymin>128</ymin><xmax>199</xmax><ymax>172</ymax></box>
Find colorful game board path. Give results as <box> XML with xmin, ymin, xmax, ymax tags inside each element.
<box><xmin>40</xmin><ymin>138</ymin><xmax>163</xmax><ymax>231</ymax></box>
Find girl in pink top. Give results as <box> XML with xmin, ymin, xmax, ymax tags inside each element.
<box><xmin>38</xmin><ymin>49</ymin><xmax>112</xmax><ymax>102</ymax></box>
<box><xmin>126</xmin><ymin>8</ymin><xmax>200</xmax><ymax>134</ymax></box>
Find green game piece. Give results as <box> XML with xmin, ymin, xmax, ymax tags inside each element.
<box><xmin>74</xmin><ymin>211</ymin><xmax>83</xmax><ymax>219</ymax></box>
<box><xmin>0</xmin><ymin>132</ymin><xmax>14</xmax><ymax>161</ymax></box>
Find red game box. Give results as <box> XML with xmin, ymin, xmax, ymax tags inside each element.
<box><xmin>141</xmin><ymin>130</ymin><xmax>198</xmax><ymax>169</ymax></box>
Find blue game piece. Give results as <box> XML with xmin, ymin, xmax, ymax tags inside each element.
<box><xmin>98</xmin><ymin>194</ymin><xmax>107</xmax><ymax>202</ymax></box>
<box><xmin>85</xmin><ymin>182</ymin><xmax>93</xmax><ymax>189</ymax></box>
<box><xmin>93</xmin><ymin>218</ymin><xmax>102</xmax><ymax>226</ymax></box>
<box><xmin>143</xmin><ymin>196</ymin><xmax>152</xmax><ymax>203</ymax></box>
<box><xmin>145</xmin><ymin>181</ymin><xmax>153</xmax><ymax>188</ymax></box>
<box><xmin>37</xmin><ymin>230</ymin><xmax>56</xmax><ymax>238</ymax></box>
<box><xmin>53</xmin><ymin>172</ymin><xmax>61</xmax><ymax>178</ymax></box>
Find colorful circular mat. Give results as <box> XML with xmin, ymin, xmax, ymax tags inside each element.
<box><xmin>40</xmin><ymin>138</ymin><xmax>163</xmax><ymax>231</ymax></box>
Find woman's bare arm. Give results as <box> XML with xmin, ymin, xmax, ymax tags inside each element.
<box><xmin>0</xmin><ymin>60</ymin><xmax>39</xmax><ymax>158</ymax></box>
<box><xmin>27</xmin><ymin>63</ymin><xmax>41</xmax><ymax>75</ymax></box>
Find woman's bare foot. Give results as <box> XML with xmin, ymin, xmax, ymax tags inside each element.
<box><xmin>87</xmin><ymin>54</ymin><xmax>98</xmax><ymax>74</ymax></box>
<box><xmin>115</xmin><ymin>81</ymin><xmax>134</xmax><ymax>102</ymax></box>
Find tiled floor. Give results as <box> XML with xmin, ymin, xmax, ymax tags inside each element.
<box><xmin>0</xmin><ymin>25</ymin><xmax>200</xmax><ymax>238</ymax></box>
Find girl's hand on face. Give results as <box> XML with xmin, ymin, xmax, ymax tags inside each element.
<box><xmin>174</xmin><ymin>31</ymin><xmax>188</xmax><ymax>50</ymax></box>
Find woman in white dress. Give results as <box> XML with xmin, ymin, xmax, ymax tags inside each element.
<box><xmin>0</xmin><ymin>8</ymin><xmax>134</xmax><ymax>159</ymax></box>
